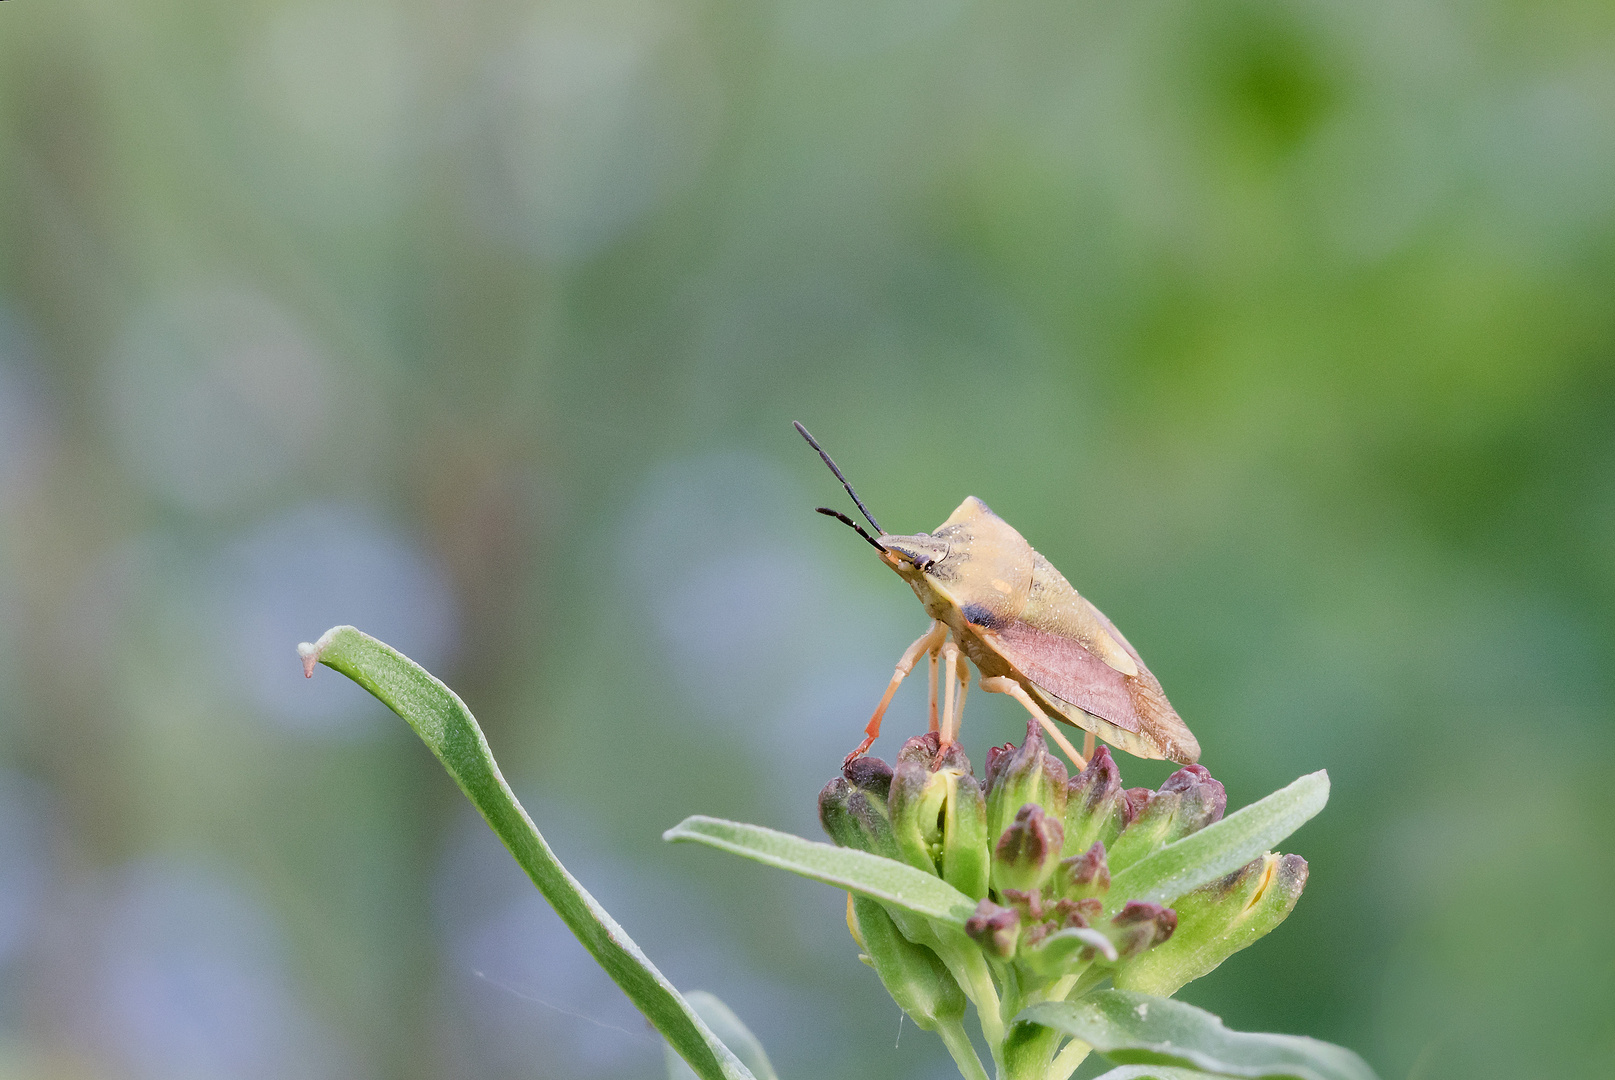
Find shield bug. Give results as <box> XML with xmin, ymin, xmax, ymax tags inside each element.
<box><xmin>795</xmin><ymin>421</ymin><xmax>1199</xmax><ymax>770</ymax></box>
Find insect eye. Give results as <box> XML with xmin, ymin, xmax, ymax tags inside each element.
<box><xmin>914</xmin><ymin>555</ymin><xmax>934</xmax><ymax>572</ymax></box>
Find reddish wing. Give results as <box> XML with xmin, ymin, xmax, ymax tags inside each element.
<box><xmin>980</xmin><ymin>615</ymin><xmax>1200</xmax><ymax>765</ymax></box>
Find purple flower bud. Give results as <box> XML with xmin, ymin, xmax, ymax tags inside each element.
<box><xmin>985</xmin><ymin>718</ymin><xmax>1069</xmax><ymax>845</ymax></box>
<box><xmin>965</xmin><ymin>899</ymin><xmax>1021</xmax><ymax>959</ymax></box>
<box><xmin>1109</xmin><ymin>901</ymin><xmax>1178</xmax><ymax>958</ymax></box>
<box><xmin>1121</xmin><ymin>787</ymin><xmax>1154</xmax><ymax>826</ymax></box>
<box><xmin>897</xmin><ymin>731</ymin><xmax>940</xmax><ymax>765</ymax></box>
<box><xmin>895</xmin><ymin>731</ymin><xmax>974</xmax><ymax>775</ymax></box>
<box><xmin>1110</xmin><ymin>764</ymin><xmax>1228</xmax><ymax>871</ymax></box>
<box><xmin>1048</xmin><ymin>896</ymin><xmax>1100</xmax><ymax>929</ymax></box>
<box><xmin>842</xmin><ymin>755</ymin><xmax>894</xmax><ymax>801</ymax></box>
<box><xmin>1062</xmin><ymin>747</ymin><xmax>1125</xmax><ymax>856</ymax></box>
<box><xmin>984</xmin><ymin>742</ymin><xmax>1015</xmax><ymax>790</ymax></box>
<box><xmin>998</xmin><ymin>888</ymin><xmax>1042</xmax><ymax>920</ymax></box>
<box><xmin>1158</xmin><ymin>763</ymin><xmax>1227</xmax><ymax>836</ymax></box>
<box><xmin>1058</xmin><ymin>841</ymin><xmax>1112</xmax><ymax>899</ymax></box>
<box><xmin>994</xmin><ymin>803</ymin><xmax>1065</xmax><ymax>894</ymax></box>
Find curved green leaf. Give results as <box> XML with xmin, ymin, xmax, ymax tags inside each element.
<box><xmin>1106</xmin><ymin>772</ymin><xmax>1328</xmax><ymax>913</ymax></box>
<box><xmin>298</xmin><ymin>626</ymin><xmax>755</xmax><ymax>1080</ymax></box>
<box><xmin>1021</xmin><ymin>991</ymin><xmax>1378</xmax><ymax>1080</ymax></box>
<box><xmin>666</xmin><ymin>992</ymin><xmax>778</xmax><ymax>1080</ymax></box>
<box><xmin>664</xmin><ymin>816</ymin><xmax>977</xmax><ymax>927</ymax></box>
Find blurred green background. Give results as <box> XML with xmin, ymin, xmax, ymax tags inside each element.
<box><xmin>1</xmin><ymin>0</ymin><xmax>1613</xmax><ymax>1077</ymax></box>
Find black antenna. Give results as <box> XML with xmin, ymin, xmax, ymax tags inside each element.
<box><xmin>816</xmin><ymin>507</ymin><xmax>888</xmax><ymax>553</ymax></box>
<box><xmin>793</xmin><ymin>421</ymin><xmax>884</xmax><ymax>534</ymax></box>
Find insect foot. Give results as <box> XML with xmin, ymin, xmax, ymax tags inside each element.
<box><xmin>811</xmin><ymin>723</ymin><xmax>1322</xmax><ymax>1079</ymax></box>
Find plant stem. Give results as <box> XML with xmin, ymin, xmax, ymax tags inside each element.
<box><xmin>938</xmin><ymin>1019</ymin><xmax>992</xmax><ymax>1080</ymax></box>
<box><xmin>1046</xmin><ymin>1038</ymin><xmax>1090</xmax><ymax>1080</ymax></box>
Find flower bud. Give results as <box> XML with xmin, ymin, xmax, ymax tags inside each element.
<box><xmin>818</xmin><ymin>777</ymin><xmax>899</xmax><ymax>860</ymax></box>
<box><xmin>1115</xmin><ymin>853</ymin><xmax>1308</xmax><ymax>996</ymax></box>
<box><xmin>964</xmin><ymin>899</ymin><xmax>1021</xmax><ymax>959</ymax></box>
<box><xmin>938</xmin><ymin>769</ymin><xmax>991</xmax><ymax>900</ymax></box>
<box><xmin>888</xmin><ymin>760</ymin><xmax>949</xmax><ymax>874</ymax></box>
<box><xmin>851</xmin><ymin>896</ymin><xmax>966</xmax><ymax>1032</ymax></box>
<box><xmin>1107</xmin><ymin>900</ymin><xmax>1178</xmax><ymax>958</ymax></box>
<box><xmin>993</xmin><ymin>803</ymin><xmax>1065</xmax><ymax>894</ymax></box>
<box><xmin>985</xmin><ymin>717</ymin><xmax>1068</xmax><ymax>844</ymax></box>
<box><xmin>1057</xmin><ymin>840</ymin><xmax>1111</xmax><ymax>900</ymax></box>
<box><xmin>842</xmin><ymin>755</ymin><xmax>894</xmax><ymax>802</ymax></box>
<box><xmin>884</xmin><ymin>735</ymin><xmax>991</xmax><ymax>897</ymax></box>
<box><xmin>1163</xmin><ymin>763</ymin><xmax>1226</xmax><ymax>827</ymax></box>
<box><xmin>1062</xmin><ymin>747</ymin><xmax>1125</xmax><ymax>856</ymax></box>
<box><xmin>1107</xmin><ymin>764</ymin><xmax>1227</xmax><ymax>871</ymax></box>
<box><xmin>1019</xmin><ymin>923</ymin><xmax>1118</xmax><ymax>974</ymax></box>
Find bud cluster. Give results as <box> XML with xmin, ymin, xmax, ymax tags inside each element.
<box><xmin>819</xmin><ymin>716</ymin><xmax>1309</xmax><ymax>1051</ymax></box>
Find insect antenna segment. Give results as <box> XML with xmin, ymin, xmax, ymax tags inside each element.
<box><xmin>793</xmin><ymin>421</ymin><xmax>884</xmax><ymax>533</ymax></box>
<box><xmin>816</xmin><ymin>507</ymin><xmax>888</xmax><ymax>553</ymax></box>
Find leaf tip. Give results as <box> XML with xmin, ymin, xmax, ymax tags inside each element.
<box><xmin>661</xmin><ymin>817</ymin><xmax>699</xmax><ymax>843</ymax></box>
<box><xmin>296</xmin><ymin>626</ymin><xmax>349</xmax><ymax>678</ymax></box>
<box><xmin>1309</xmin><ymin>769</ymin><xmax>1331</xmax><ymax>802</ymax></box>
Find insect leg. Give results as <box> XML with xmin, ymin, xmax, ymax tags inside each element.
<box><xmin>1083</xmin><ymin>731</ymin><xmax>1096</xmax><ymax>760</ymax></box>
<box><xmin>846</xmin><ymin>620</ymin><xmax>948</xmax><ymax>763</ymax></box>
<box><xmin>950</xmin><ymin>651</ymin><xmax>970</xmax><ymax>745</ymax></box>
<box><xmin>940</xmin><ymin>641</ymin><xmax>959</xmax><ymax>745</ymax></box>
<box><xmin>978</xmin><ymin>676</ymin><xmax>1089</xmax><ymax>771</ymax></box>
<box><xmin>927</xmin><ymin>648</ymin><xmax>940</xmax><ymax>733</ymax></box>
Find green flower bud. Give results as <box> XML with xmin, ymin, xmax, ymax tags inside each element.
<box><xmin>850</xmin><ymin>896</ymin><xmax>966</xmax><ymax>1032</ymax></box>
<box><xmin>938</xmin><ymin>769</ymin><xmax>990</xmax><ymax>900</ymax></box>
<box><xmin>819</xmin><ymin>777</ymin><xmax>865</xmax><ymax>848</ymax></box>
<box><xmin>1107</xmin><ymin>764</ymin><xmax>1226</xmax><ymax>871</ymax></box>
<box><xmin>985</xmin><ymin>717</ymin><xmax>1068</xmax><ymax>844</ymax></box>
<box><xmin>964</xmin><ymin>899</ymin><xmax>1021</xmax><ymax>959</ymax></box>
<box><xmin>993</xmin><ymin>803</ymin><xmax>1065</xmax><ymax>894</ymax></box>
<box><xmin>1115</xmin><ymin>853</ymin><xmax>1308</xmax><ymax>996</ymax></box>
<box><xmin>818</xmin><ymin>776</ymin><xmax>899</xmax><ymax>860</ymax></box>
<box><xmin>1061</xmin><ymin>746</ymin><xmax>1125</xmax><ymax>856</ymax></box>
<box><xmin>889</xmin><ymin>760</ymin><xmax>949</xmax><ymax>873</ymax></box>
<box><xmin>886</xmin><ymin>734</ymin><xmax>991</xmax><ymax>897</ymax></box>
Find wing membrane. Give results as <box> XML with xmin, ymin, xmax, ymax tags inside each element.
<box><xmin>978</xmin><ymin>556</ymin><xmax>1199</xmax><ymax>764</ymax></box>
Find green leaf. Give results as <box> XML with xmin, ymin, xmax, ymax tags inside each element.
<box><xmin>663</xmin><ymin>815</ymin><xmax>978</xmax><ymax>928</ymax></box>
<box><xmin>1021</xmin><ymin>991</ymin><xmax>1378</xmax><ymax>1080</ymax></box>
<box><xmin>666</xmin><ymin>992</ymin><xmax>778</xmax><ymax>1080</ymax></box>
<box><xmin>1106</xmin><ymin>772</ymin><xmax>1328</xmax><ymax>913</ymax></box>
<box><xmin>298</xmin><ymin>626</ymin><xmax>756</xmax><ymax>1080</ymax></box>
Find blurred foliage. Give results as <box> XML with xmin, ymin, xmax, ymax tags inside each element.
<box><xmin>0</xmin><ymin>0</ymin><xmax>1612</xmax><ymax>1078</ymax></box>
